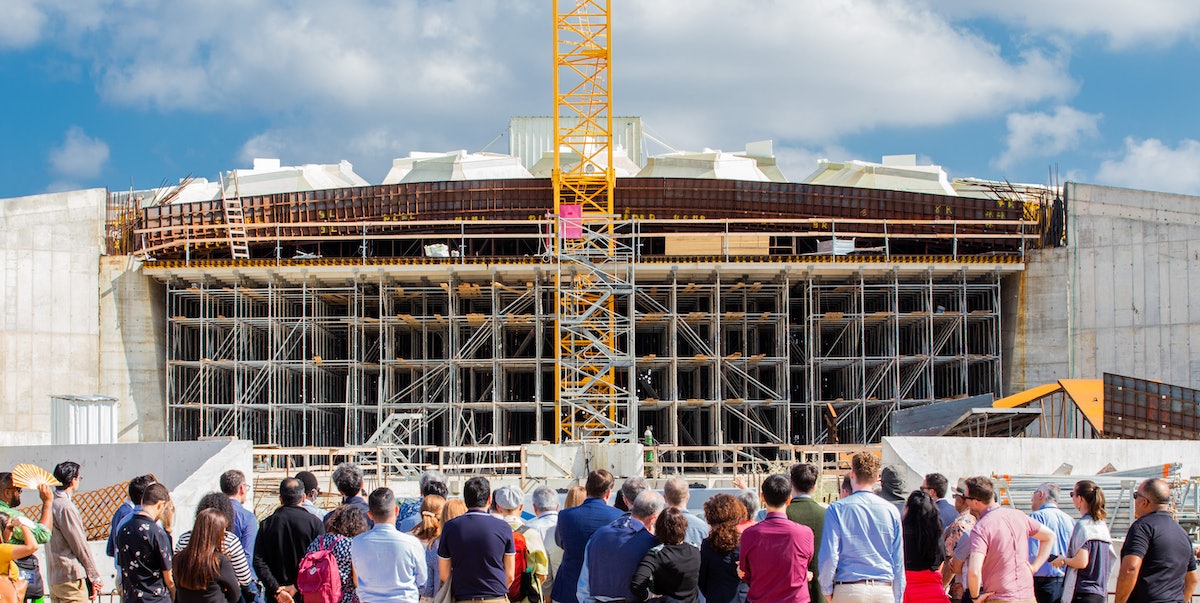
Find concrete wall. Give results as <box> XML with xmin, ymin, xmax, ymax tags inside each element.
<box><xmin>0</xmin><ymin>189</ymin><xmax>107</xmax><ymax>446</ymax></box>
<box><xmin>882</xmin><ymin>436</ymin><xmax>1200</xmax><ymax>494</ymax></box>
<box><xmin>1008</xmin><ymin>183</ymin><xmax>1200</xmax><ymax>394</ymax></box>
<box><xmin>0</xmin><ymin>439</ymin><xmax>253</xmax><ymax>591</ymax></box>
<box><xmin>99</xmin><ymin>257</ymin><xmax>167</xmax><ymax>441</ymax></box>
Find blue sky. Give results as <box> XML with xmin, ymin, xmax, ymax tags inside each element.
<box><xmin>2</xmin><ymin>0</ymin><xmax>1199</xmax><ymax>199</ymax></box>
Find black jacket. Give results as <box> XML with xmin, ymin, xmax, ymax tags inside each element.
<box><xmin>252</xmin><ymin>505</ymin><xmax>325</xmax><ymax>602</ymax></box>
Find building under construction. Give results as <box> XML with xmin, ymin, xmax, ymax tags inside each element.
<box><xmin>115</xmin><ymin>172</ymin><xmax>1047</xmax><ymax>460</ymax></box>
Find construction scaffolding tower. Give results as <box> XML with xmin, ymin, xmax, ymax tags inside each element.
<box><xmin>163</xmin><ymin>269</ymin><xmax>1003</xmax><ymax>459</ymax></box>
<box><xmin>552</xmin><ymin>0</ymin><xmax>635</xmax><ymax>443</ymax></box>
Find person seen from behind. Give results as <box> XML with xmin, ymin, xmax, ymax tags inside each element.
<box><xmin>438</xmin><ymin>477</ymin><xmax>516</xmax><ymax>603</ymax></box>
<box><xmin>115</xmin><ymin>483</ymin><xmax>174</xmax><ymax>603</ymax></box>
<box><xmin>308</xmin><ymin>505</ymin><xmax>369</xmax><ymax>603</ymax></box>
<box><xmin>818</xmin><ymin>453</ymin><xmax>904</xmax><ymax>603</ymax></box>
<box><xmin>963</xmin><ymin>476</ymin><xmax>1053</xmax><ymax>603</ymax></box>
<box><xmin>174</xmin><ymin>508</ymin><xmax>238</xmax><ymax>603</ymax></box>
<box><xmin>253</xmin><ymin>478</ymin><xmax>325</xmax><ymax>603</ymax></box>
<box><xmin>786</xmin><ymin>463</ymin><xmax>826</xmax><ymax>603</ymax></box>
<box><xmin>631</xmin><ymin>507</ymin><xmax>701</xmax><ymax>603</ymax></box>
<box><xmin>174</xmin><ymin>493</ymin><xmax>253</xmax><ymax>591</ymax></box>
<box><xmin>900</xmin><ymin>491</ymin><xmax>948</xmax><ymax>603</ymax></box>
<box><xmin>352</xmin><ymin>488</ymin><xmax>426</xmax><ymax>603</ymax></box>
<box><xmin>410</xmin><ymin>495</ymin><xmax>446</xmax><ymax>601</ymax></box>
<box><xmin>740</xmin><ymin>474</ymin><xmax>814</xmax><ymax>603</ymax></box>
<box><xmin>698</xmin><ymin>493</ymin><xmax>748</xmax><ymax>603</ymax></box>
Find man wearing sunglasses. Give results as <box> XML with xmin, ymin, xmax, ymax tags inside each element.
<box><xmin>1113</xmin><ymin>479</ymin><xmax>1199</xmax><ymax>603</ymax></box>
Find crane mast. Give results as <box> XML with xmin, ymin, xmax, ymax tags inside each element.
<box><xmin>552</xmin><ymin>0</ymin><xmax>635</xmax><ymax>442</ymax></box>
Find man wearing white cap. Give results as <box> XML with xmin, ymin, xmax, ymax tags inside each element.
<box><xmin>492</xmin><ymin>486</ymin><xmax>548</xmax><ymax>603</ymax></box>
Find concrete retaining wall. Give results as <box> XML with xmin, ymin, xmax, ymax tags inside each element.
<box><xmin>882</xmin><ymin>436</ymin><xmax>1200</xmax><ymax>493</ymax></box>
<box><xmin>98</xmin><ymin>257</ymin><xmax>167</xmax><ymax>441</ymax></box>
<box><xmin>1009</xmin><ymin>183</ymin><xmax>1200</xmax><ymax>394</ymax></box>
<box><xmin>0</xmin><ymin>189</ymin><xmax>107</xmax><ymax>446</ymax></box>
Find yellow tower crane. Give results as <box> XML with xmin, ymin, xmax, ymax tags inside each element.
<box><xmin>552</xmin><ymin>0</ymin><xmax>635</xmax><ymax>442</ymax></box>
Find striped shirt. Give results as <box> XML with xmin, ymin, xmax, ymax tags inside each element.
<box><xmin>176</xmin><ymin>529</ymin><xmax>253</xmax><ymax>586</ymax></box>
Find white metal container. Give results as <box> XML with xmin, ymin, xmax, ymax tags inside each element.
<box><xmin>50</xmin><ymin>395</ymin><xmax>118</xmax><ymax>445</ymax></box>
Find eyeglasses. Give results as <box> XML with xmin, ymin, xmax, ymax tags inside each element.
<box><xmin>1132</xmin><ymin>492</ymin><xmax>1145</xmax><ymax>501</ymax></box>
<box><xmin>1069</xmin><ymin>492</ymin><xmax>1078</xmax><ymax>498</ymax></box>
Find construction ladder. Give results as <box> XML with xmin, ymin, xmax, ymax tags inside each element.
<box><xmin>220</xmin><ymin>172</ymin><xmax>250</xmax><ymax>259</ymax></box>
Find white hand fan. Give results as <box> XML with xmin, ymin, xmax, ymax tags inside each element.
<box><xmin>10</xmin><ymin>464</ymin><xmax>62</xmax><ymax>488</ymax></box>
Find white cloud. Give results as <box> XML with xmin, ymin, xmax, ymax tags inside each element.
<box><xmin>0</xmin><ymin>0</ymin><xmax>46</xmax><ymax>49</ymax></box>
<box><xmin>49</xmin><ymin>126</ymin><xmax>110</xmax><ymax>179</ymax></box>
<box><xmin>27</xmin><ymin>0</ymin><xmax>1076</xmax><ymax>183</ymax></box>
<box><xmin>1094</xmin><ymin>138</ymin><xmax>1200</xmax><ymax>196</ymax></box>
<box><xmin>616</xmin><ymin>1</ymin><xmax>1073</xmax><ymax>151</ymax></box>
<box><xmin>995</xmin><ymin>106</ymin><xmax>1101</xmax><ymax>170</ymax></box>
<box><xmin>930</xmin><ymin>0</ymin><xmax>1200</xmax><ymax>49</ymax></box>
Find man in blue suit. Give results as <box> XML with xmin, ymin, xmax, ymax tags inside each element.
<box><xmin>552</xmin><ymin>469</ymin><xmax>622</xmax><ymax>603</ymax></box>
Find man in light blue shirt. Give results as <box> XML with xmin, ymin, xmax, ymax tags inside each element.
<box><xmin>1029</xmin><ymin>482</ymin><xmax>1075</xmax><ymax>603</ymax></box>
<box><xmin>663</xmin><ymin>477</ymin><xmax>709</xmax><ymax>547</ymax></box>
<box><xmin>352</xmin><ymin>487</ymin><xmax>427</xmax><ymax>603</ymax></box>
<box><xmin>818</xmin><ymin>452</ymin><xmax>905</xmax><ymax>603</ymax></box>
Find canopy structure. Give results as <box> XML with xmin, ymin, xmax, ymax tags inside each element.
<box><xmin>222</xmin><ymin>158</ymin><xmax>369</xmax><ymax>196</ymax></box>
<box><xmin>637</xmin><ymin>148</ymin><xmax>773</xmax><ymax>182</ymax></box>
<box><xmin>802</xmin><ymin>154</ymin><xmax>956</xmax><ymax>196</ymax></box>
<box><xmin>382</xmin><ymin>150</ymin><xmax>533</xmax><ymax>184</ymax></box>
<box><xmin>528</xmin><ymin>145</ymin><xmax>641</xmax><ymax>178</ymax></box>
<box><xmin>994</xmin><ymin>379</ymin><xmax>1104</xmax><ymax>437</ymax></box>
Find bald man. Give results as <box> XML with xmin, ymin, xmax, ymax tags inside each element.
<box><xmin>1113</xmin><ymin>478</ymin><xmax>1199</xmax><ymax>603</ymax></box>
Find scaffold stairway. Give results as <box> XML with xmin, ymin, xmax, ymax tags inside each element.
<box><xmin>365</xmin><ymin>412</ymin><xmax>425</xmax><ymax>477</ymax></box>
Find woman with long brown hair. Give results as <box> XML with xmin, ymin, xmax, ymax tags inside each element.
<box><xmin>174</xmin><ymin>508</ymin><xmax>239</xmax><ymax>603</ymax></box>
<box><xmin>698</xmin><ymin>493</ymin><xmax>747</xmax><ymax>603</ymax></box>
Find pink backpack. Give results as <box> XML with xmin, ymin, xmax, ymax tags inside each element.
<box><xmin>296</xmin><ymin>545</ymin><xmax>342</xmax><ymax>603</ymax></box>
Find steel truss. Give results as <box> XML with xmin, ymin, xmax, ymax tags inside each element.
<box><xmin>552</xmin><ymin>0</ymin><xmax>631</xmax><ymax>442</ymax></box>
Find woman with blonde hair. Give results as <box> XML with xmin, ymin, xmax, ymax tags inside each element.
<box><xmin>563</xmin><ymin>486</ymin><xmax>586</xmax><ymax>509</ymax></box>
<box><xmin>412</xmin><ymin>495</ymin><xmax>446</xmax><ymax>600</ymax></box>
<box><xmin>1051</xmin><ymin>480</ymin><xmax>1114</xmax><ymax>603</ymax></box>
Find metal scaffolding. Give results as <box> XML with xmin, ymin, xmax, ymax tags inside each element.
<box><xmin>164</xmin><ymin>268</ymin><xmax>1003</xmax><ymax>460</ymax></box>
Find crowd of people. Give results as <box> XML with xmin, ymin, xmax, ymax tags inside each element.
<box><xmin>0</xmin><ymin>456</ymin><xmax>1196</xmax><ymax>603</ymax></box>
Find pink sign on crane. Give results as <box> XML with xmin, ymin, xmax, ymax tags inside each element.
<box><xmin>560</xmin><ymin>204</ymin><xmax>583</xmax><ymax>239</ymax></box>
